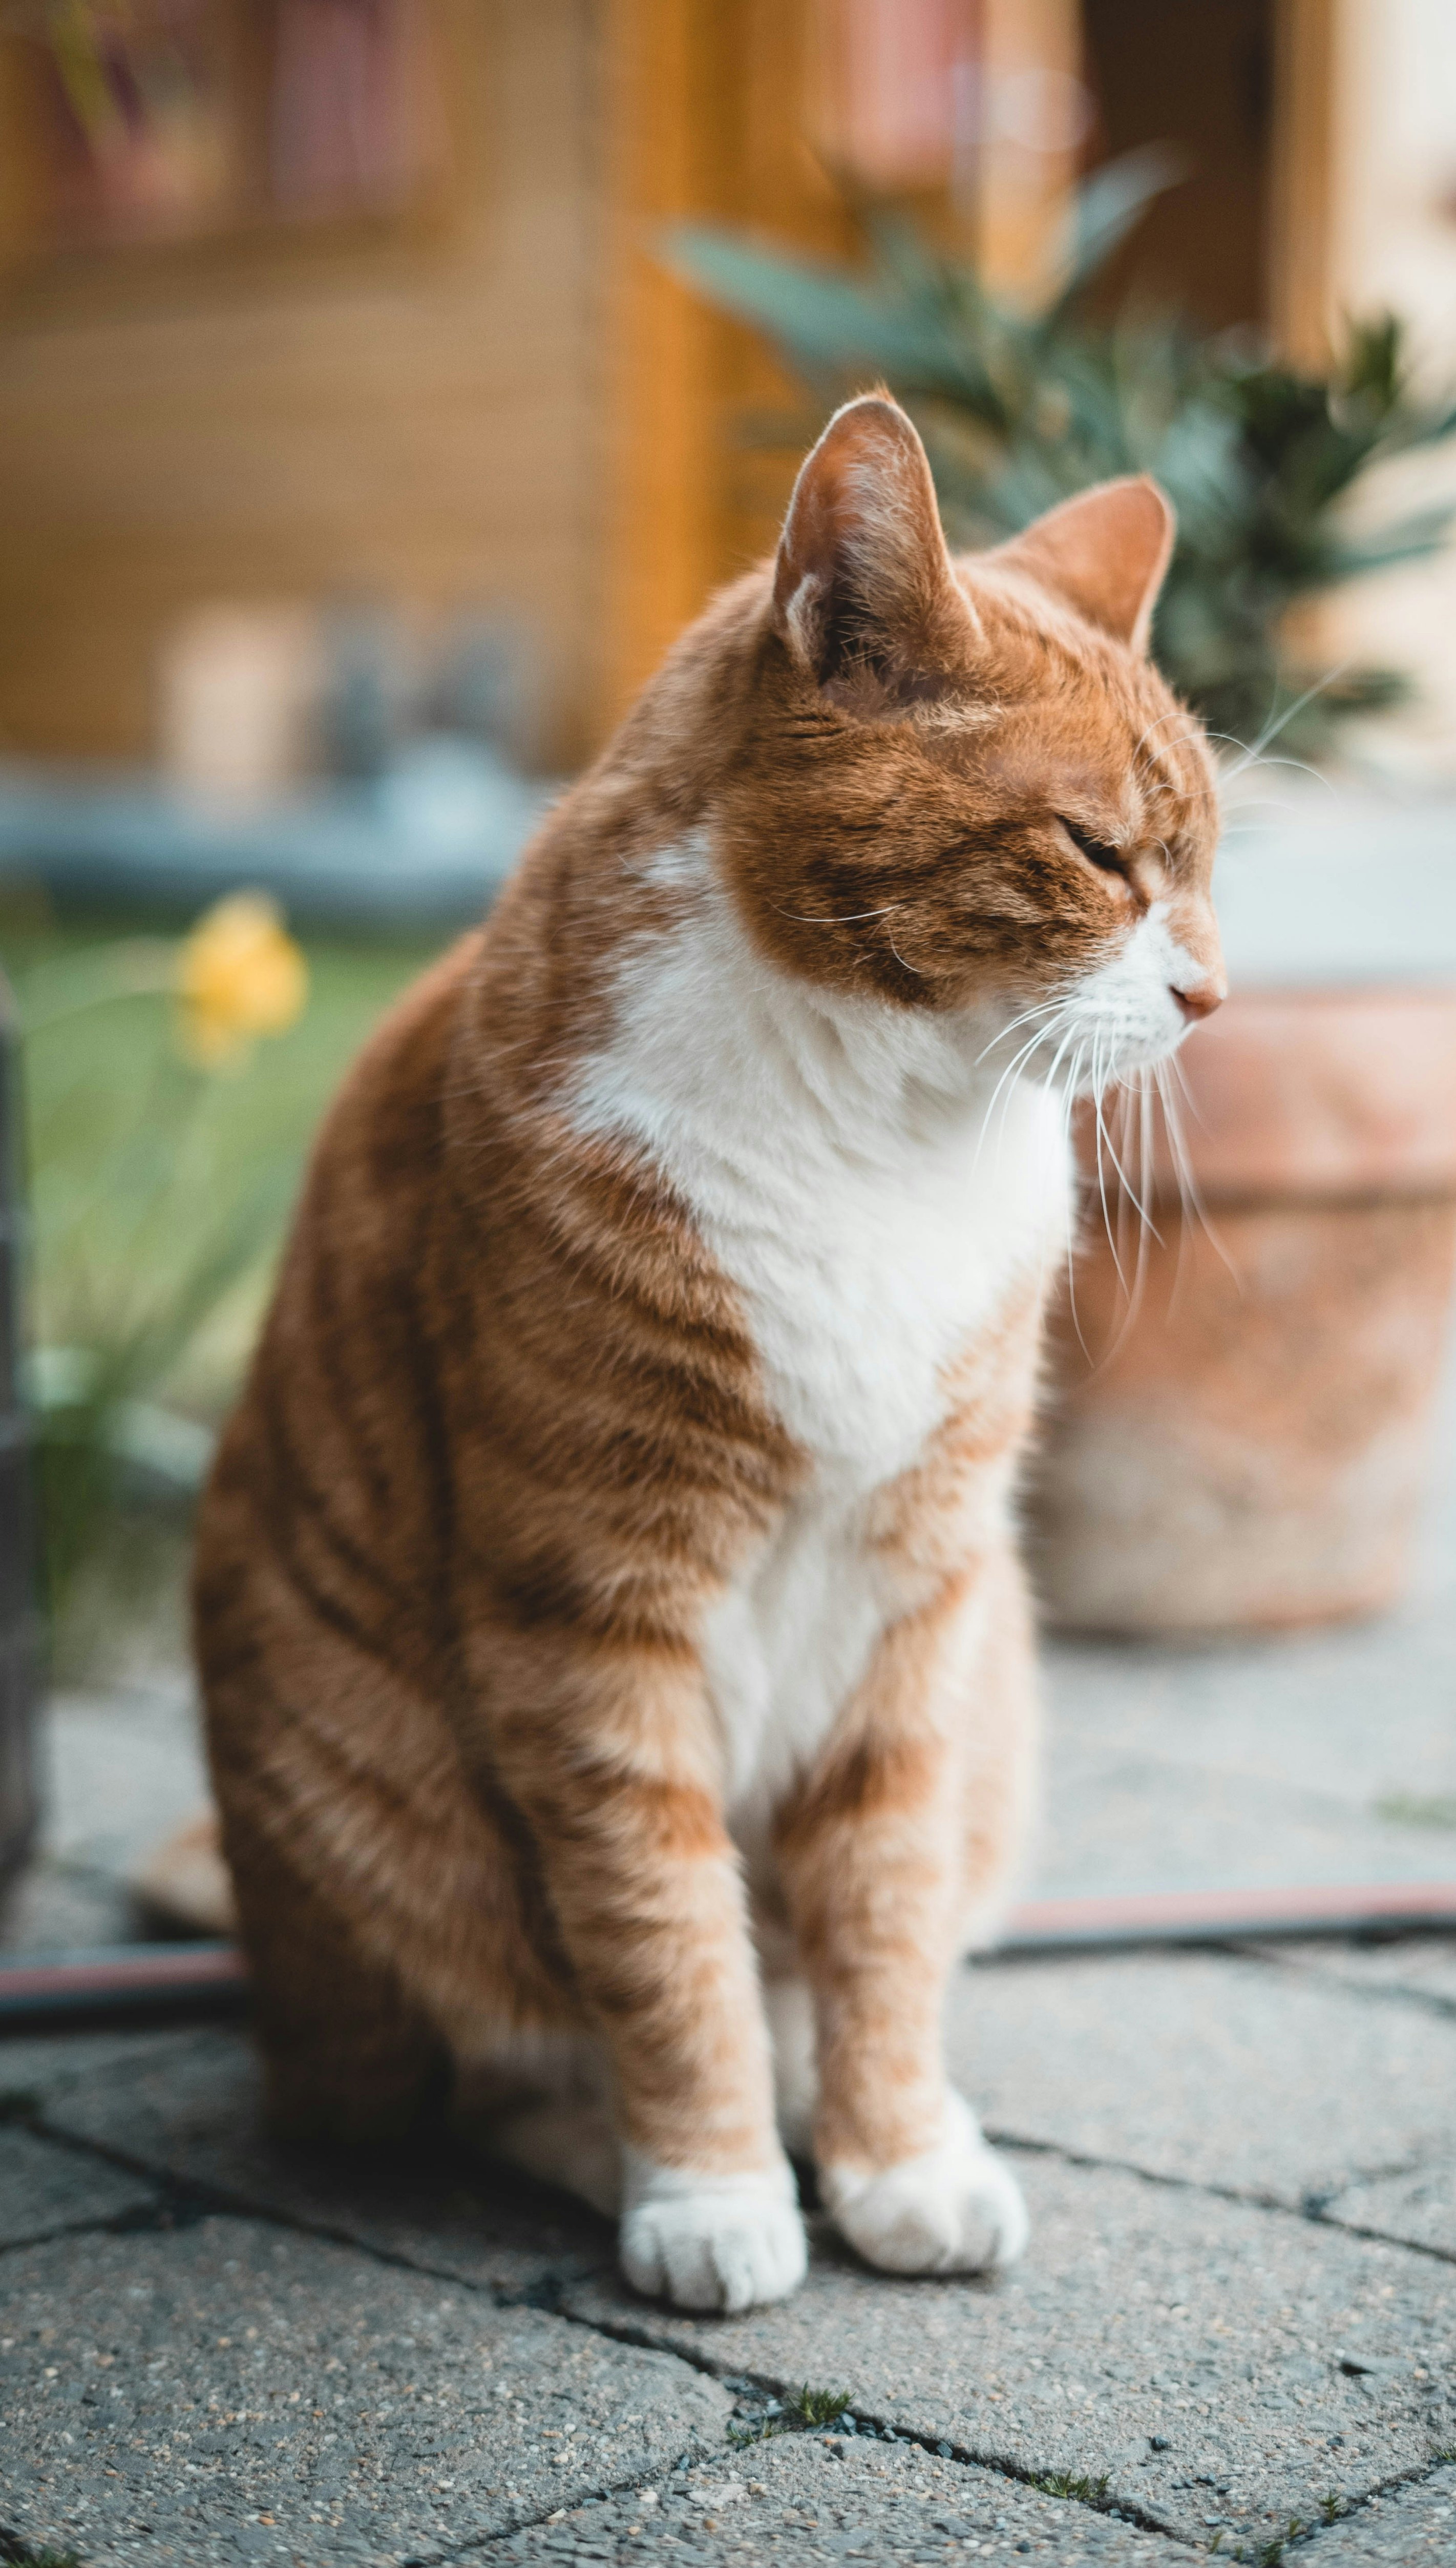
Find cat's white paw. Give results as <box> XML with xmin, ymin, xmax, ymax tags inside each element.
<box><xmin>820</xmin><ymin>2089</ymin><xmax>1028</xmax><ymax>2277</ymax></box>
<box><xmin>619</xmin><ymin>2149</ymin><xmax>808</xmax><ymax>2313</ymax></box>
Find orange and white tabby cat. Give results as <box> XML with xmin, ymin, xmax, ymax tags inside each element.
<box><xmin>195</xmin><ymin>394</ymin><xmax>1222</xmax><ymax>2315</ymax></box>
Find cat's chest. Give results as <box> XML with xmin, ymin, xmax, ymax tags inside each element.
<box><xmin>566</xmin><ymin>870</ymin><xmax>1069</xmax><ymax>1819</ymax></box>
<box><xmin>696</xmin><ymin>1107</ymin><xmax>1062</xmax><ymax>1824</ymax></box>
<box><xmin>703</xmin><ymin>1097</ymin><xmax>1061</xmax><ymax>1481</ymax></box>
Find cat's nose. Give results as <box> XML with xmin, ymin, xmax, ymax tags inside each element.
<box><xmin>1171</xmin><ymin>979</ymin><xmax>1223</xmax><ymax>1023</ymax></box>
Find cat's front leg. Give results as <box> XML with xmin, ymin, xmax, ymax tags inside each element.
<box><xmin>487</xmin><ymin>1642</ymin><xmax>806</xmax><ymax>2313</ymax></box>
<box><xmin>774</xmin><ymin>1582</ymin><xmax>1029</xmax><ymax>2279</ymax></box>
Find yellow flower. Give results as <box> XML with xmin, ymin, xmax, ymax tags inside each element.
<box><xmin>176</xmin><ymin>892</ymin><xmax>308</xmax><ymax>1068</ymax></box>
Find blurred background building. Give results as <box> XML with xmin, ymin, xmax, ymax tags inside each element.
<box><xmin>2</xmin><ymin>0</ymin><xmax>1455</xmax><ymax>782</ymax></box>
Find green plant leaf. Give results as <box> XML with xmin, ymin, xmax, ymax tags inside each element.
<box><xmin>1042</xmin><ymin>143</ymin><xmax>1187</xmax><ymax>322</ymax></box>
<box><xmin>665</xmin><ymin>166</ymin><xmax>1456</xmax><ymax>755</ymax></box>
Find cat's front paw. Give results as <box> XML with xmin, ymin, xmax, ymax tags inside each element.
<box><xmin>820</xmin><ymin>2089</ymin><xmax>1027</xmax><ymax>2278</ymax></box>
<box><xmin>619</xmin><ymin>2149</ymin><xmax>807</xmax><ymax>2313</ymax></box>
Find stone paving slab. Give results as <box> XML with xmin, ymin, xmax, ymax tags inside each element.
<box><xmin>0</xmin><ymin>2026</ymin><xmax>217</xmax><ymax>2112</ymax></box>
<box><xmin>0</xmin><ymin>1849</ymin><xmax>135</xmax><ymax>1948</ymax></box>
<box><xmin>563</xmin><ymin>2154</ymin><xmax>1456</xmax><ymax>2555</ymax></box>
<box><xmin>0</xmin><ymin>2121</ymin><xmax>158</xmax><ymax>2248</ymax></box>
<box><xmin>1295</xmin><ymin>2462</ymin><xmax>1456</xmax><ymax>2563</ymax></box>
<box><xmin>1040</xmin><ymin>1621</ymin><xmax>1456</xmax><ymax>1900</ymax></box>
<box><xmin>1044</xmin><ymin>1605</ymin><xmax>1456</xmax><ymax>1814</ymax></box>
<box><xmin>0</xmin><ymin>2214</ymin><xmax>730</xmax><ymax>2568</ymax></box>
<box><xmin>43</xmin><ymin>1682</ymin><xmax>210</xmax><ymax>1883</ymax></box>
<box><xmin>956</xmin><ymin>1950</ymin><xmax>1456</xmax><ymax>2217</ymax></box>
<box><xmin>29</xmin><ymin>2022</ymin><xmax>614</xmax><ymax>2300</ymax></box>
<box><xmin>480</xmin><ymin>2429</ymin><xmax>1206</xmax><ymax>2564</ymax></box>
<box><xmin>1321</xmin><ymin>2159</ymin><xmax>1456</xmax><ymax>2262</ymax></box>
<box><xmin>1037</xmin><ymin>1744</ymin><xmax>1455</xmax><ymax>1904</ymax></box>
<box><xmin>1248</xmin><ymin>1939</ymin><xmax>1456</xmax><ymax>2014</ymax></box>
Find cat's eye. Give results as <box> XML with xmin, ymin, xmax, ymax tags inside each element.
<box><xmin>1058</xmin><ymin>817</ymin><xmax>1128</xmax><ymax>877</ymax></box>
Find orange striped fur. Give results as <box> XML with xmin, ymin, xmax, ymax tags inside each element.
<box><xmin>195</xmin><ymin>396</ymin><xmax>1220</xmax><ymax>2310</ymax></box>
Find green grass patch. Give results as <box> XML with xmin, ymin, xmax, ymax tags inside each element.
<box><xmin>786</xmin><ymin>2383</ymin><xmax>853</xmax><ymax>2429</ymax></box>
<box><xmin>1030</xmin><ymin>2471</ymin><xmax>1111</xmax><ymax>2504</ymax></box>
<box><xmin>5</xmin><ymin>906</ymin><xmax>442</xmax><ymax>1409</ymax></box>
<box><xmin>1255</xmin><ymin>2524</ymin><xmax>1309</xmax><ymax>2568</ymax></box>
<box><xmin>726</xmin><ymin>2381</ymin><xmax>854</xmax><ymax>2446</ymax></box>
<box><xmin>1</xmin><ymin>900</ymin><xmax>447</xmax><ymax>1630</ymax></box>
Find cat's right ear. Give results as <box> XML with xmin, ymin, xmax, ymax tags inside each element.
<box><xmin>771</xmin><ymin>394</ymin><xmax>970</xmax><ymax>708</ymax></box>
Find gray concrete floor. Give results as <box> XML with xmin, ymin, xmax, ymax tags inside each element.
<box><xmin>2</xmin><ymin>1361</ymin><xmax>1454</xmax><ymax>2566</ymax></box>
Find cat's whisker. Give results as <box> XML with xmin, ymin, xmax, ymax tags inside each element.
<box><xmin>1164</xmin><ymin>1042</ymin><xmax>1209</xmax><ymax>1133</ymax></box>
<box><xmin>1087</xmin><ymin>1073</ymin><xmax>1160</xmax><ymax>1373</ymax></box>
<box><xmin>776</xmin><ymin>892</ymin><xmax>933</xmax><ymax>977</ymax></box>
<box><xmin>1093</xmin><ymin>1072</ymin><xmax>1164</xmax><ymax>1248</ymax></box>
<box><xmin>1129</xmin><ymin>707</ymin><xmax>1211</xmax><ymax>790</ymax></box>
<box><xmin>1226</xmin><ymin>749</ymin><xmax>1340</xmax><ymax>794</ymax></box>
<box><xmin>1056</xmin><ymin>1040</ymin><xmax>1095</xmax><ymax>1363</ymax></box>
<box><xmin>1219</xmin><ymin>666</ymin><xmax>1349</xmax><ymax>782</ymax></box>
<box><xmin>1089</xmin><ymin>1036</ymin><xmax>1132</xmax><ymax>1299</ymax></box>
<box><xmin>885</xmin><ymin>923</ymin><xmax>924</xmax><ymax>978</ymax></box>
<box><xmin>1131</xmin><ymin>728</ymin><xmax>1210</xmax><ymax>798</ymax></box>
<box><xmin>1136</xmin><ymin>1072</ymin><xmax>1156</xmax><ymax>1309</ymax></box>
<box><xmin>1156</xmin><ymin>1059</ymin><xmax>1239</xmax><ymax>1290</ymax></box>
<box><xmin>1130</xmin><ymin>705</ymin><xmax>1197</xmax><ymax>757</ymax></box>
<box><xmin>972</xmin><ymin>1006</ymin><xmax>1078</xmax><ymax>1166</ymax></box>
<box><xmin>1040</xmin><ymin>1019</ymin><xmax>1083</xmax><ymax>1096</ymax></box>
<box><xmin>972</xmin><ymin>996</ymin><xmax>1066</xmax><ymax>1068</ymax></box>
<box><xmin>774</xmin><ymin>903</ymin><xmax>900</xmax><ymax>925</ymax></box>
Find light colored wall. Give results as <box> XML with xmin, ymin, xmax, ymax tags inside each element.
<box><xmin>1301</xmin><ymin>0</ymin><xmax>1456</xmax><ymax>776</ymax></box>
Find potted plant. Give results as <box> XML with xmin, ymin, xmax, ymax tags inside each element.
<box><xmin>670</xmin><ymin>164</ymin><xmax>1456</xmax><ymax>1631</ymax></box>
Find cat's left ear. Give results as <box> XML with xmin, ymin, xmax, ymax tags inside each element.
<box><xmin>772</xmin><ymin>393</ymin><xmax>969</xmax><ymax>707</ymax></box>
<box><xmin>988</xmin><ymin>476</ymin><xmax>1175</xmax><ymax>656</ymax></box>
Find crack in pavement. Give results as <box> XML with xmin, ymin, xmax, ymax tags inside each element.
<box><xmin>981</xmin><ymin>2127</ymin><xmax>1456</xmax><ymax>2269</ymax></box>
<box><xmin>3</xmin><ymin>2097</ymin><xmax>1451</xmax><ymax>2561</ymax></box>
<box><xmin>1230</xmin><ymin>1940</ymin><xmax>1456</xmax><ymax>2030</ymax></box>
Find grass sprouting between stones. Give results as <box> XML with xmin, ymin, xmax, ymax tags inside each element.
<box><xmin>727</xmin><ymin>2381</ymin><xmax>854</xmax><ymax>2446</ymax></box>
<box><xmin>1030</xmin><ymin>2470</ymin><xmax>1111</xmax><ymax>2504</ymax></box>
<box><xmin>789</xmin><ymin>2383</ymin><xmax>853</xmax><ymax>2429</ymax></box>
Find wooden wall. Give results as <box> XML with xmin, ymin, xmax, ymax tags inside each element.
<box><xmin>600</xmin><ymin>0</ymin><xmax>854</xmax><ymax>729</ymax></box>
<box><xmin>0</xmin><ymin>0</ymin><xmax>1088</xmax><ymax>775</ymax></box>
<box><xmin>0</xmin><ymin>0</ymin><xmax>846</xmax><ymax>773</ymax></box>
<box><xmin>0</xmin><ymin>1</ymin><xmax>606</xmax><ymax>770</ymax></box>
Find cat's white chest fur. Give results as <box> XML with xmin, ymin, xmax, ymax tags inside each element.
<box><xmin>570</xmin><ymin>839</ymin><xmax>1070</xmax><ymax>1833</ymax></box>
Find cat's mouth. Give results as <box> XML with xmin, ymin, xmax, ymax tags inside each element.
<box><xmin>1063</xmin><ymin>1004</ymin><xmax>1197</xmax><ymax>1090</ymax></box>
<box><xmin>1052</xmin><ymin>897</ymin><xmax>1223</xmax><ymax>1093</ymax></box>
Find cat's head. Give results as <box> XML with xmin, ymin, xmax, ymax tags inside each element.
<box><xmin>718</xmin><ymin>392</ymin><xmax>1222</xmax><ymax>1085</ymax></box>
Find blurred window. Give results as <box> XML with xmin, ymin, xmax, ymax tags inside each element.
<box><xmin>15</xmin><ymin>0</ymin><xmax>237</xmax><ymax>247</ymax></box>
<box><xmin>808</xmin><ymin>0</ymin><xmax>982</xmax><ymax>198</ymax></box>
<box><xmin>0</xmin><ymin>0</ymin><xmax>447</xmax><ymax>257</ymax></box>
<box><xmin>269</xmin><ymin>0</ymin><xmax>442</xmax><ymax>220</ymax></box>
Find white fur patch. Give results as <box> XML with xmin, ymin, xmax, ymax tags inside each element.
<box><xmin>820</xmin><ymin>2086</ymin><xmax>1027</xmax><ymax>2275</ymax></box>
<box><xmin>619</xmin><ymin>2146</ymin><xmax>807</xmax><ymax>2312</ymax></box>
<box><xmin>570</xmin><ymin>837</ymin><xmax>1071</xmax><ymax>1833</ymax></box>
<box><xmin>1062</xmin><ymin>900</ymin><xmax>1205</xmax><ymax>1080</ymax></box>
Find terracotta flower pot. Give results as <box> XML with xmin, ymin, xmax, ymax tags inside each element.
<box><xmin>1030</xmin><ymin>987</ymin><xmax>1456</xmax><ymax>1635</ymax></box>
